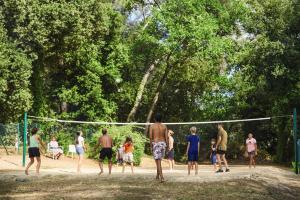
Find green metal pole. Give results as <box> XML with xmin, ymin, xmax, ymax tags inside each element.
<box><xmin>293</xmin><ymin>108</ymin><xmax>298</xmax><ymax>174</ymax></box>
<box><xmin>17</xmin><ymin>123</ymin><xmax>20</xmax><ymax>154</ymax></box>
<box><xmin>22</xmin><ymin>112</ymin><xmax>28</xmax><ymax>167</ymax></box>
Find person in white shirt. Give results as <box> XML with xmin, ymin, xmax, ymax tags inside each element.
<box><xmin>49</xmin><ymin>136</ymin><xmax>63</xmax><ymax>159</ymax></box>
<box><xmin>75</xmin><ymin>131</ymin><xmax>85</xmax><ymax>173</ymax></box>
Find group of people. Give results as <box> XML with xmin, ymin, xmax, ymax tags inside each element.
<box><xmin>24</xmin><ymin>113</ymin><xmax>258</xmax><ymax>182</ymax></box>
<box><xmin>149</xmin><ymin>113</ymin><xmax>258</xmax><ymax>181</ymax></box>
<box><xmin>75</xmin><ymin>129</ymin><xmax>135</xmax><ymax>174</ymax></box>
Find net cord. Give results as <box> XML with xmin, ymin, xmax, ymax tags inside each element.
<box><xmin>27</xmin><ymin>115</ymin><xmax>292</xmax><ymax>126</ymax></box>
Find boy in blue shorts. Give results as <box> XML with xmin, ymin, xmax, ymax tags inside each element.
<box><xmin>186</xmin><ymin>126</ymin><xmax>200</xmax><ymax>175</ymax></box>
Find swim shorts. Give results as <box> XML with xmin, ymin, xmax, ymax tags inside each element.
<box><xmin>152</xmin><ymin>142</ymin><xmax>166</xmax><ymax>160</ymax></box>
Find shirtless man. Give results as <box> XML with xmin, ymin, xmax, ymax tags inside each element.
<box><xmin>149</xmin><ymin>113</ymin><xmax>168</xmax><ymax>182</ymax></box>
<box><xmin>95</xmin><ymin>128</ymin><xmax>113</xmax><ymax>175</ymax></box>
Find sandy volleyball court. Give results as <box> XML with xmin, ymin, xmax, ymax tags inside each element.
<box><xmin>0</xmin><ymin>153</ymin><xmax>300</xmax><ymax>199</ymax></box>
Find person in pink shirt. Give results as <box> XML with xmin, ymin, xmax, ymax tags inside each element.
<box><xmin>245</xmin><ymin>133</ymin><xmax>257</xmax><ymax>169</ymax></box>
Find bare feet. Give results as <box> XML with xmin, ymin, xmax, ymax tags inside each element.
<box><xmin>160</xmin><ymin>177</ymin><xmax>165</xmax><ymax>183</ymax></box>
<box><xmin>25</xmin><ymin>170</ymin><xmax>29</xmax><ymax>175</ymax></box>
<box><xmin>98</xmin><ymin>171</ymin><xmax>103</xmax><ymax>176</ymax></box>
<box><xmin>156</xmin><ymin>175</ymin><xmax>159</xmax><ymax>180</ymax></box>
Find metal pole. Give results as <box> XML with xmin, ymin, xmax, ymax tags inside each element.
<box><xmin>293</xmin><ymin>108</ymin><xmax>298</xmax><ymax>174</ymax></box>
<box><xmin>17</xmin><ymin>123</ymin><xmax>20</xmax><ymax>153</ymax></box>
<box><xmin>22</xmin><ymin>112</ymin><xmax>28</xmax><ymax>167</ymax></box>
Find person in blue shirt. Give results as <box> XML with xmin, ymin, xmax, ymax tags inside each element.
<box><xmin>186</xmin><ymin>126</ymin><xmax>200</xmax><ymax>175</ymax></box>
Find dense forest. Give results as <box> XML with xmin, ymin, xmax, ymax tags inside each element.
<box><xmin>0</xmin><ymin>0</ymin><xmax>299</xmax><ymax>163</ymax></box>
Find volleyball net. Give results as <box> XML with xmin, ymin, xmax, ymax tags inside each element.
<box><xmin>26</xmin><ymin>115</ymin><xmax>294</xmax><ymax>160</ymax></box>
<box><xmin>1</xmin><ymin>113</ymin><xmax>297</xmax><ymax>171</ymax></box>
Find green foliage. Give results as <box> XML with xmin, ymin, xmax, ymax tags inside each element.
<box><xmin>54</xmin><ymin>129</ymin><xmax>74</xmax><ymax>153</ymax></box>
<box><xmin>0</xmin><ymin>18</ymin><xmax>32</xmax><ymax>123</ymax></box>
<box><xmin>87</xmin><ymin>126</ymin><xmax>147</xmax><ymax>165</ymax></box>
<box><xmin>0</xmin><ymin>0</ymin><xmax>299</xmax><ymax>164</ymax></box>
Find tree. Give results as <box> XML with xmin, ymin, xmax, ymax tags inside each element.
<box><xmin>0</xmin><ymin>17</ymin><xmax>32</xmax><ymax>123</ymax></box>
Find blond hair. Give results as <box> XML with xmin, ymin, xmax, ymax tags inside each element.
<box><xmin>190</xmin><ymin>126</ymin><xmax>197</xmax><ymax>133</ymax></box>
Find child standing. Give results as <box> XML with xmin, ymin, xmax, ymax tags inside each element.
<box><xmin>246</xmin><ymin>133</ymin><xmax>257</xmax><ymax>169</ymax></box>
<box><xmin>116</xmin><ymin>145</ymin><xmax>124</xmax><ymax>167</ymax></box>
<box><xmin>186</xmin><ymin>127</ymin><xmax>200</xmax><ymax>175</ymax></box>
<box><xmin>210</xmin><ymin>139</ymin><xmax>217</xmax><ymax>171</ymax></box>
<box><xmin>122</xmin><ymin>137</ymin><xmax>134</xmax><ymax>174</ymax></box>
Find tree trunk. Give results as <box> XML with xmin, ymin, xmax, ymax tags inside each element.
<box><xmin>127</xmin><ymin>59</ymin><xmax>160</xmax><ymax>122</ymax></box>
<box><xmin>146</xmin><ymin>62</ymin><xmax>172</xmax><ymax>123</ymax></box>
<box><xmin>145</xmin><ymin>52</ymin><xmax>190</xmax><ymax>123</ymax></box>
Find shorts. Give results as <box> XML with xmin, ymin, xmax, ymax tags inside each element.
<box><xmin>168</xmin><ymin>149</ymin><xmax>174</xmax><ymax>160</ymax></box>
<box><xmin>211</xmin><ymin>154</ymin><xmax>217</xmax><ymax>164</ymax></box>
<box><xmin>248</xmin><ymin>151</ymin><xmax>256</xmax><ymax>156</ymax></box>
<box><xmin>152</xmin><ymin>142</ymin><xmax>166</xmax><ymax>160</ymax></box>
<box><xmin>99</xmin><ymin>148</ymin><xmax>112</xmax><ymax>160</ymax></box>
<box><xmin>216</xmin><ymin>150</ymin><xmax>226</xmax><ymax>155</ymax></box>
<box><xmin>123</xmin><ymin>153</ymin><xmax>134</xmax><ymax>163</ymax></box>
<box><xmin>76</xmin><ymin>146</ymin><xmax>84</xmax><ymax>155</ymax></box>
<box><xmin>188</xmin><ymin>151</ymin><xmax>198</xmax><ymax>162</ymax></box>
<box><xmin>28</xmin><ymin>147</ymin><xmax>40</xmax><ymax>158</ymax></box>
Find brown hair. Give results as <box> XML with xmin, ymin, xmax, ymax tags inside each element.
<box><xmin>102</xmin><ymin>128</ymin><xmax>107</xmax><ymax>135</ymax></box>
<box><xmin>31</xmin><ymin>128</ymin><xmax>39</xmax><ymax>135</ymax></box>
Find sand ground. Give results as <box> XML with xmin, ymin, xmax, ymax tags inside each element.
<box><xmin>0</xmin><ymin>151</ymin><xmax>300</xmax><ymax>200</ymax></box>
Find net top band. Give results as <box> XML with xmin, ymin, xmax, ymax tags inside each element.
<box><xmin>27</xmin><ymin>115</ymin><xmax>292</xmax><ymax>125</ymax></box>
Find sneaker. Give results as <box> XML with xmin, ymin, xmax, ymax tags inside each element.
<box><xmin>225</xmin><ymin>168</ymin><xmax>230</xmax><ymax>172</ymax></box>
<box><xmin>216</xmin><ymin>169</ymin><xmax>223</xmax><ymax>173</ymax></box>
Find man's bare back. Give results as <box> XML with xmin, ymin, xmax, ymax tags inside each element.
<box><xmin>99</xmin><ymin>135</ymin><xmax>113</xmax><ymax>148</ymax></box>
<box><xmin>150</xmin><ymin>123</ymin><xmax>168</xmax><ymax>143</ymax></box>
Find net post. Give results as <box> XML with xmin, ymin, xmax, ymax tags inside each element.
<box><xmin>22</xmin><ymin>112</ymin><xmax>28</xmax><ymax>167</ymax></box>
<box><xmin>293</xmin><ymin>108</ymin><xmax>299</xmax><ymax>174</ymax></box>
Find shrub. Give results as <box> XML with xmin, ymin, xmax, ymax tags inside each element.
<box><xmin>55</xmin><ymin>130</ymin><xmax>75</xmax><ymax>153</ymax></box>
<box><xmin>87</xmin><ymin>125</ymin><xmax>147</xmax><ymax>165</ymax></box>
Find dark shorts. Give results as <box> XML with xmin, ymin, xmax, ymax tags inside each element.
<box><xmin>211</xmin><ymin>154</ymin><xmax>217</xmax><ymax>164</ymax></box>
<box><xmin>99</xmin><ymin>148</ymin><xmax>112</xmax><ymax>160</ymax></box>
<box><xmin>168</xmin><ymin>149</ymin><xmax>174</xmax><ymax>160</ymax></box>
<box><xmin>188</xmin><ymin>151</ymin><xmax>198</xmax><ymax>162</ymax></box>
<box><xmin>217</xmin><ymin>150</ymin><xmax>226</xmax><ymax>155</ymax></box>
<box><xmin>248</xmin><ymin>151</ymin><xmax>256</xmax><ymax>156</ymax></box>
<box><xmin>28</xmin><ymin>147</ymin><xmax>40</xmax><ymax>158</ymax></box>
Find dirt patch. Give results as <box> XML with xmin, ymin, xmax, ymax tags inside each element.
<box><xmin>0</xmin><ymin>154</ymin><xmax>300</xmax><ymax>199</ymax></box>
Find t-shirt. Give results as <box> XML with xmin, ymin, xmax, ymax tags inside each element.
<box><xmin>50</xmin><ymin>141</ymin><xmax>58</xmax><ymax>148</ymax></box>
<box><xmin>217</xmin><ymin>129</ymin><xmax>228</xmax><ymax>151</ymax></box>
<box><xmin>124</xmin><ymin>143</ymin><xmax>134</xmax><ymax>153</ymax></box>
<box><xmin>246</xmin><ymin>138</ymin><xmax>257</xmax><ymax>152</ymax></box>
<box><xmin>187</xmin><ymin>135</ymin><xmax>200</xmax><ymax>153</ymax></box>
<box><xmin>211</xmin><ymin>144</ymin><xmax>217</xmax><ymax>155</ymax></box>
<box><xmin>76</xmin><ymin>136</ymin><xmax>84</xmax><ymax>147</ymax></box>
